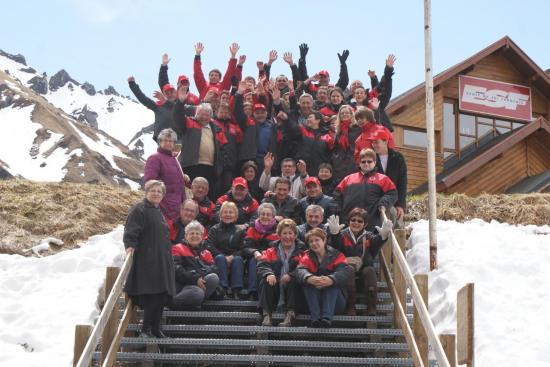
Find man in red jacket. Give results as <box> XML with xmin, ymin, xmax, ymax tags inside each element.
<box><xmin>194</xmin><ymin>42</ymin><xmax>241</xmax><ymax>100</ymax></box>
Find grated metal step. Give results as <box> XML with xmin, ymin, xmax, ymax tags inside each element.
<box><xmin>93</xmin><ymin>352</ymin><xmax>414</xmax><ymax>366</ymax></box>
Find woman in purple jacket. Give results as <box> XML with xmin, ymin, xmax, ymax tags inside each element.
<box><xmin>143</xmin><ymin>128</ymin><xmax>187</xmax><ymax>220</ymax></box>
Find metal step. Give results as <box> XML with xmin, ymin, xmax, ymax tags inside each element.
<box><xmin>94</xmin><ymin>352</ymin><xmax>413</xmax><ymax>366</ymax></box>
<box><xmin>126</xmin><ymin>324</ymin><xmax>404</xmax><ymax>338</ymax></box>
<box><xmin>119</xmin><ymin>336</ymin><xmax>409</xmax><ymax>352</ymax></box>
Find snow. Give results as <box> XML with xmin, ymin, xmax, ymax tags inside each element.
<box><xmin>0</xmin><ymin>228</ymin><xmax>125</xmax><ymax>367</ymax></box>
<box><xmin>0</xmin><ymin>105</ymin><xmax>70</xmax><ymax>181</ymax></box>
<box><xmin>123</xmin><ymin>178</ymin><xmax>141</xmax><ymax>190</ymax></box>
<box><xmin>407</xmin><ymin>219</ymin><xmax>550</xmax><ymax>367</ymax></box>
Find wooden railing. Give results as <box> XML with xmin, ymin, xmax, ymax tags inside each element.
<box><xmin>379</xmin><ymin>210</ymin><xmax>474</xmax><ymax>367</ymax></box>
<box><xmin>73</xmin><ymin>252</ymin><xmax>134</xmax><ymax>367</ymax></box>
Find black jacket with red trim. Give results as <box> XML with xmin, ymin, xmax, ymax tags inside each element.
<box><xmin>257</xmin><ymin>240</ymin><xmax>307</xmax><ymax>280</ymax></box>
<box><xmin>158</xmin><ymin>64</ymin><xmax>200</xmax><ymax>105</ymax></box>
<box><xmin>167</xmin><ymin>219</ymin><xmax>207</xmax><ymax>245</ymax></box>
<box><xmin>292</xmin><ymin>124</ymin><xmax>335</xmax><ymax>177</ymax></box>
<box><xmin>241</xmin><ymin>224</ymin><xmax>280</xmax><ymax>259</ymax></box>
<box><xmin>334</xmin><ymin>171</ymin><xmax>397</xmax><ymax>229</ymax></box>
<box><xmin>295</xmin><ymin>246</ymin><xmax>353</xmax><ymax>288</ymax></box>
<box><xmin>375</xmin><ymin>148</ymin><xmax>407</xmax><ymax>210</ymax></box>
<box><xmin>172</xmin><ymin>103</ymin><xmax>227</xmax><ymax>177</ymax></box>
<box><xmin>330</xmin><ymin>227</ymin><xmax>385</xmax><ymax>267</ymax></box>
<box><xmin>213</xmin><ymin>191</ymin><xmax>259</xmax><ymax>226</ymax></box>
<box><xmin>205</xmin><ymin>222</ymin><xmax>245</xmax><ymax>257</ymax></box>
<box><xmin>296</xmin><ymin>194</ymin><xmax>338</xmax><ymax>224</ymax></box>
<box><xmin>172</xmin><ymin>242</ymin><xmax>217</xmax><ymax>288</ymax></box>
<box><xmin>194</xmin><ymin>196</ymin><xmax>215</xmax><ymax>228</ymax></box>
<box><xmin>213</xmin><ymin>117</ymin><xmax>243</xmax><ymax>172</ymax></box>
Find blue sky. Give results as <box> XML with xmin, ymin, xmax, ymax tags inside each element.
<box><xmin>3</xmin><ymin>0</ymin><xmax>549</xmax><ymax>98</ymax></box>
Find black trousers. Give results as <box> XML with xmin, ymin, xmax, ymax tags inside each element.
<box><xmin>139</xmin><ymin>293</ymin><xmax>168</xmax><ymax>333</ymax></box>
<box><xmin>258</xmin><ymin>277</ymin><xmax>304</xmax><ymax>314</ymax></box>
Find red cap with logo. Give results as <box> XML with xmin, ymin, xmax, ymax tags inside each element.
<box><xmin>304</xmin><ymin>176</ymin><xmax>321</xmax><ymax>187</ymax></box>
<box><xmin>318</xmin><ymin>70</ymin><xmax>330</xmax><ymax>77</ymax></box>
<box><xmin>162</xmin><ymin>83</ymin><xmax>176</xmax><ymax>93</ymax></box>
<box><xmin>177</xmin><ymin>75</ymin><xmax>190</xmax><ymax>84</ymax></box>
<box><xmin>253</xmin><ymin>103</ymin><xmax>266</xmax><ymax>112</ymax></box>
<box><xmin>232</xmin><ymin>177</ymin><xmax>248</xmax><ymax>188</ymax></box>
<box><xmin>368</xmin><ymin>128</ymin><xmax>390</xmax><ymax>141</ymax></box>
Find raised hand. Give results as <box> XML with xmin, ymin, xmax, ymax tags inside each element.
<box><xmin>238</xmin><ymin>54</ymin><xmax>247</xmax><ymax>66</ymax></box>
<box><xmin>299</xmin><ymin>43</ymin><xmax>309</xmax><ymax>59</ymax></box>
<box><xmin>162</xmin><ymin>53</ymin><xmax>170</xmax><ymax>65</ymax></box>
<box><xmin>327</xmin><ymin>214</ymin><xmax>344</xmax><ymax>235</ymax></box>
<box><xmin>237</xmin><ymin>81</ymin><xmax>247</xmax><ymax>94</ymax></box>
<box><xmin>263</xmin><ymin>152</ymin><xmax>274</xmax><ymax>172</ymax></box>
<box><xmin>386</xmin><ymin>54</ymin><xmax>397</xmax><ymax>68</ymax></box>
<box><xmin>370</xmin><ymin>97</ymin><xmax>380</xmax><ymax>110</ymax></box>
<box><xmin>268</xmin><ymin>50</ymin><xmax>278</xmax><ymax>65</ymax></box>
<box><xmin>256</xmin><ymin>60</ymin><xmax>265</xmax><ymax>70</ymax></box>
<box><xmin>287</xmin><ymin>79</ymin><xmax>294</xmax><ymax>93</ymax></box>
<box><xmin>230</xmin><ymin>42</ymin><xmax>240</xmax><ymax>58</ymax></box>
<box><xmin>177</xmin><ymin>85</ymin><xmax>189</xmax><ymax>102</ymax></box>
<box><xmin>256</xmin><ymin>76</ymin><xmax>266</xmax><ymax>94</ymax></box>
<box><xmin>368</xmin><ymin>69</ymin><xmax>376</xmax><ymax>78</ymax></box>
<box><xmin>153</xmin><ymin>91</ymin><xmax>166</xmax><ymax>102</ymax></box>
<box><xmin>338</xmin><ymin>49</ymin><xmax>350</xmax><ymax>64</ymax></box>
<box><xmin>297</xmin><ymin>160</ymin><xmax>307</xmax><ymax>175</ymax></box>
<box><xmin>127</xmin><ymin>76</ymin><xmax>135</xmax><ymax>83</ymax></box>
<box><xmin>283</xmin><ymin>52</ymin><xmax>293</xmax><ymax>65</ymax></box>
<box><xmin>195</xmin><ymin>42</ymin><xmax>204</xmax><ymax>55</ymax></box>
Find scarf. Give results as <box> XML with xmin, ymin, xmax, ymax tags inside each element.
<box><xmin>254</xmin><ymin>218</ymin><xmax>277</xmax><ymax>234</ymax></box>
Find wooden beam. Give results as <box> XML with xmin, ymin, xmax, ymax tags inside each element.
<box><xmin>413</xmin><ymin>274</ymin><xmax>429</xmax><ymax>367</ymax></box>
<box><xmin>457</xmin><ymin>283</ymin><xmax>475</xmax><ymax>367</ymax></box>
<box><xmin>102</xmin><ymin>299</ymin><xmax>134</xmax><ymax>367</ymax></box>
<box><xmin>73</xmin><ymin>325</ymin><xmax>92</xmax><ymax>367</ymax></box>
<box><xmin>394</xmin><ymin>229</ymin><xmax>407</xmax><ymax>326</ymax></box>
<box><xmin>380</xmin><ymin>238</ymin><xmax>392</xmax><ymax>285</ymax></box>
<box><xmin>380</xmin><ymin>252</ymin><xmax>424</xmax><ymax>367</ymax></box>
<box><xmin>101</xmin><ymin>267</ymin><xmax>120</xmax><ymax>364</ymax></box>
<box><xmin>440</xmin><ymin>334</ymin><xmax>457</xmax><ymax>367</ymax></box>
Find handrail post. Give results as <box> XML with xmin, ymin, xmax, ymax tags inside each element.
<box><xmin>101</xmin><ymin>267</ymin><xmax>121</xmax><ymax>364</ymax></box>
<box><xmin>440</xmin><ymin>334</ymin><xmax>457</xmax><ymax>367</ymax></box>
<box><xmin>457</xmin><ymin>283</ymin><xmax>475</xmax><ymax>367</ymax></box>
<box><xmin>393</xmin><ymin>229</ymin><xmax>407</xmax><ymax>326</ymax></box>
<box><xmin>413</xmin><ymin>274</ymin><xmax>429</xmax><ymax>367</ymax></box>
<box><xmin>73</xmin><ymin>325</ymin><xmax>92</xmax><ymax>367</ymax></box>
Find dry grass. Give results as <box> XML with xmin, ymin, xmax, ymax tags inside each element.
<box><xmin>0</xmin><ymin>179</ymin><xmax>142</xmax><ymax>255</ymax></box>
<box><xmin>406</xmin><ymin>193</ymin><xmax>550</xmax><ymax>226</ymax></box>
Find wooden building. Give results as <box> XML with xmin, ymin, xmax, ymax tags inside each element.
<box><xmin>387</xmin><ymin>36</ymin><xmax>550</xmax><ymax>194</ymax></box>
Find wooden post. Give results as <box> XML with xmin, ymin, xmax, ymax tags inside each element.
<box><xmin>73</xmin><ymin>325</ymin><xmax>92</xmax><ymax>367</ymax></box>
<box><xmin>101</xmin><ymin>267</ymin><xmax>120</xmax><ymax>364</ymax></box>
<box><xmin>380</xmin><ymin>237</ymin><xmax>392</xmax><ymax>284</ymax></box>
<box><xmin>457</xmin><ymin>283</ymin><xmax>475</xmax><ymax>367</ymax></box>
<box><xmin>413</xmin><ymin>274</ymin><xmax>429</xmax><ymax>367</ymax></box>
<box><xmin>440</xmin><ymin>334</ymin><xmax>457</xmax><ymax>367</ymax></box>
<box><xmin>393</xmin><ymin>229</ymin><xmax>407</xmax><ymax>326</ymax></box>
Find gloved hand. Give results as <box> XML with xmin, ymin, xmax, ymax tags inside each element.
<box><xmin>299</xmin><ymin>43</ymin><xmax>309</xmax><ymax>60</ymax></box>
<box><xmin>327</xmin><ymin>214</ymin><xmax>344</xmax><ymax>235</ymax></box>
<box><xmin>375</xmin><ymin>219</ymin><xmax>393</xmax><ymax>240</ymax></box>
<box><xmin>338</xmin><ymin>50</ymin><xmax>350</xmax><ymax>64</ymax></box>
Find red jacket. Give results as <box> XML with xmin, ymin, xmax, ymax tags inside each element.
<box><xmin>354</xmin><ymin>123</ymin><xmax>395</xmax><ymax>161</ymax></box>
<box><xmin>194</xmin><ymin>56</ymin><xmax>237</xmax><ymax>100</ymax></box>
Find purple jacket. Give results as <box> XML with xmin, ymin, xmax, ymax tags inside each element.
<box><xmin>143</xmin><ymin>147</ymin><xmax>186</xmax><ymax>220</ymax></box>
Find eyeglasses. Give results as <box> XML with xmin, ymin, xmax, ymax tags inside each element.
<box><xmin>349</xmin><ymin>218</ymin><xmax>364</xmax><ymax>223</ymax></box>
<box><xmin>360</xmin><ymin>160</ymin><xmax>374</xmax><ymax>164</ymax></box>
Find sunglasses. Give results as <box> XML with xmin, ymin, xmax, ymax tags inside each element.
<box><xmin>349</xmin><ymin>218</ymin><xmax>364</xmax><ymax>223</ymax></box>
<box><xmin>360</xmin><ymin>160</ymin><xmax>374</xmax><ymax>164</ymax></box>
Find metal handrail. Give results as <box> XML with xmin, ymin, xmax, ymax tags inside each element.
<box><xmin>381</xmin><ymin>210</ymin><xmax>451</xmax><ymax>367</ymax></box>
<box><xmin>75</xmin><ymin>252</ymin><xmax>133</xmax><ymax>367</ymax></box>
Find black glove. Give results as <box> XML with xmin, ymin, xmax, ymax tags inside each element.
<box><xmin>299</xmin><ymin>43</ymin><xmax>309</xmax><ymax>60</ymax></box>
<box><xmin>338</xmin><ymin>50</ymin><xmax>350</xmax><ymax>64</ymax></box>
<box><xmin>231</xmin><ymin>75</ymin><xmax>239</xmax><ymax>87</ymax></box>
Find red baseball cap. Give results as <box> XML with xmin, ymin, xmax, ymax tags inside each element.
<box><xmin>318</xmin><ymin>70</ymin><xmax>330</xmax><ymax>77</ymax></box>
<box><xmin>304</xmin><ymin>176</ymin><xmax>321</xmax><ymax>187</ymax></box>
<box><xmin>253</xmin><ymin>103</ymin><xmax>266</xmax><ymax>112</ymax></box>
<box><xmin>232</xmin><ymin>177</ymin><xmax>248</xmax><ymax>189</ymax></box>
<box><xmin>177</xmin><ymin>75</ymin><xmax>189</xmax><ymax>84</ymax></box>
<box><xmin>207</xmin><ymin>86</ymin><xmax>221</xmax><ymax>96</ymax></box>
<box><xmin>161</xmin><ymin>83</ymin><xmax>176</xmax><ymax>93</ymax></box>
<box><xmin>368</xmin><ymin>128</ymin><xmax>390</xmax><ymax>141</ymax></box>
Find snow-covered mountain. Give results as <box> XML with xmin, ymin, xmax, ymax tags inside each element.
<box><xmin>0</xmin><ymin>49</ymin><xmax>156</xmax><ymax>187</ymax></box>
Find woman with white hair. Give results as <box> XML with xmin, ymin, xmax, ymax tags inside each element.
<box><xmin>143</xmin><ymin>128</ymin><xmax>187</xmax><ymax>220</ymax></box>
<box><xmin>124</xmin><ymin>180</ymin><xmax>176</xmax><ymax>338</ymax></box>
<box><xmin>171</xmin><ymin>220</ymin><xmax>220</xmax><ymax>309</ymax></box>
<box><xmin>173</xmin><ymin>97</ymin><xmax>227</xmax><ymax>199</ymax></box>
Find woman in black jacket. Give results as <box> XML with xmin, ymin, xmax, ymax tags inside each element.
<box><xmin>207</xmin><ymin>201</ymin><xmax>246</xmax><ymax>298</ymax></box>
<box><xmin>256</xmin><ymin>219</ymin><xmax>307</xmax><ymax>326</ymax></box>
<box><xmin>123</xmin><ymin>180</ymin><xmax>176</xmax><ymax>338</ymax></box>
<box><xmin>171</xmin><ymin>221</ymin><xmax>219</xmax><ymax>310</ymax></box>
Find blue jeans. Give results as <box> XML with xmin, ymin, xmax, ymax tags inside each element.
<box><xmin>215</xmin><ymin>254</ymin><xmax>244</xmax><ymax>289</ymax></box>
<box><xmin>303</xmin><ymin>285</ymin><xmax>346</xmax><ymax>321</ymax></box>
<box><xmin>247</xmin><ymin>258</ymin><xmax>257</xmax><ymax>292</ymax></box>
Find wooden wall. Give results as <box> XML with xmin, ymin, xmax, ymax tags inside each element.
<box><xmin>526</xmin><ymin>131</ymin><xmax>550</xmax><ymax>176</ymax></box>
<box><xmin>398</xmin><ymin>147</ymin><xmax>443</xmax><ymax>191</ymax></box>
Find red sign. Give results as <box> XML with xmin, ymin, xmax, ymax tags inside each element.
<box><xmin>458</xmin><ymin>75</ymin><xmax>532</xmax><ymax>122</ymax></box>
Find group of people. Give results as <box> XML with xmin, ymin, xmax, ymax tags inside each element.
<box><xmin>123</xmin><ymin>42</ymin><xmax>408</xmax><ymax>338</ymax></box>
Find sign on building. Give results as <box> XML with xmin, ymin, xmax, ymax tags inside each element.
<box><xmin>459</xmin><ymin>75</ymin><xmax>532</xmax><ymax>122</ymax></box>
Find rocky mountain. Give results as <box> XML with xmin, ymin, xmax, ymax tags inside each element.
<box><xmin>0</xmin><ymin>50</ymin><xmax>156</xmax><ymax>188</ymax></box>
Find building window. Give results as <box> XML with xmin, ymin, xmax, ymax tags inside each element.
<box><xmin>403</xmin><ymin>128</ymin><xmax>428</xmax><ymax>148</ymax></box>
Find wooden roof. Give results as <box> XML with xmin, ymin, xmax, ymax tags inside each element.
<box><xmin>387</xmin><ymin>36</ymin><xmax>550</xmax><ymax>115</ymax></box>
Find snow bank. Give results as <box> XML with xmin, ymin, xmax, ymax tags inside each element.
<box><xmin>0</xmin><ymin>227</ymin><xmax>126</xmax><ymax>367</ymax></box>
<box><xmin>407</xmin><ymin>219</ymin><xmax>550</xmax><ymax>367</ymax></box>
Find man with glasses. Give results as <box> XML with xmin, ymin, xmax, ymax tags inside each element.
<box><xmin>333</xmin><ymin>148</ymin><xmax>397</xmax><ymax>231</ymax></box>
<box><xmin>168</xmin><ymin>199</ymin><xmax>207</xmax><ymax>244</ymax></box>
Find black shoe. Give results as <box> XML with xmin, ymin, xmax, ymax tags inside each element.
<box><xmin>320</xmin><ymin>318</ymin><xmax>332</xmax><ymax>328</ymax></box>
<box><xmin>237</xmin><ymin>288</ymin><xmax>249</xmax><ymax>300</ymax></box>
<box><xmin>310</xmin><ymin>319</ymin><xmax>321</xmax><ymax>328</ymax></box>
<box><xmin>152</xmin><ymin>329</ymin><xmax>168</xmax><ymax>338</ymax></box>
<box><xmin>138</xmin><ymin>329</ymin><xmax>155</xmax><ymax>338</ymax></box>
<box><xmin>225</xmin><ymin>287</ymin><xmax>233</xmax><ymax>298</ymax></box>
<box><xmin>248</xmin><ymin>291</ymin><xmax>258</xmax><ymax>301</ymax></box>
